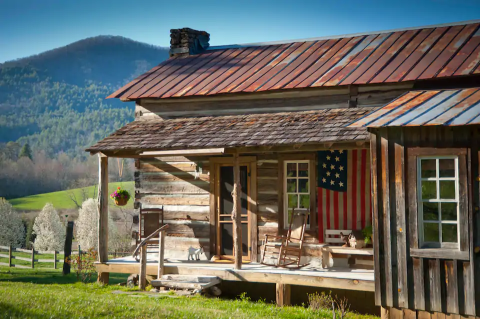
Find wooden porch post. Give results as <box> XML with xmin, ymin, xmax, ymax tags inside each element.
<box><xmin>232</xmin><ymin>152</ymin><xmax>242</xmax><ymax>270</ymax></box>
<box><xmin>276</xmin><ymin>283</ymin><xmax>291</xmax><ymax>307</ymax></box>
<box><xmin>97</xmin><ymin>154</ymin><xmax>109</xmax><ymax>284</ymax></box>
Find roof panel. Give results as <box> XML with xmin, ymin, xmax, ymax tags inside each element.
<box><xmin>349</xmin><ymin>88</ymin><xmax>480</xmax><ymax>127</ymax></box>
<box><xmin>437</xmin><ymin>26</ymin><xmax>480</xmax><ymax>77</ymax></box>
<box><xmin>109</xmin><ymin>21</ymin><xmax>480</xmax><ymax>101</ymax></box>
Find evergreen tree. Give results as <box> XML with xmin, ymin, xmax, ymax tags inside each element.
<box><xmin>19</xmin><ymin>143</ymin><xmax>33</xmax><ymax>160</ymax></box>
<box><xmin>24</xmin><ymin>218</ymin><xmax>36</xmax><ymax>249</ymax></box>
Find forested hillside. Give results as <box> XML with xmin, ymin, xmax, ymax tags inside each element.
<box><xmin>0</xmin><ymin>36</ymin><xmax>169</xmax><ymax>199</ymax></box>
<box><xmin>0</xmin><ymin>35</ymin><xmax>169</xmax><ymax>158</ymax></box>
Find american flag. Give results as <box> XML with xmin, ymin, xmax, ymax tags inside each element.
<box><xmin>317</xmin><ymin>149</ymin><xmax>371</xmax><ymax>242</ymax></box>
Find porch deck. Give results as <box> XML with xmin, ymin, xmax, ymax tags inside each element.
<box><xmin>95</xmin><ymin>256</ymin><xmax>374</xmax><ymax>292</ymax></box>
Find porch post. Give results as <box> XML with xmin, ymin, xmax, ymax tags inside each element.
<box><xmin>97</xmin><ymin>154</ymin><xmax>109</xmax><ymax>284</ymax></box>
<box><xmin>232</xmin><ymin>152</ymin><xmax>242</xmax><ymax>269</ymax></box>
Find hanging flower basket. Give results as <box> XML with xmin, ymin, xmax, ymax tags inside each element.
<box><xmin>110</xmin><ymin>187</ymin><xmax>131</xmax><ymax>206</ymax></box>
<box><xmin>114</xmin><ymin>197</ymin><xmax>128</xmax><ymax>206</ymax></box>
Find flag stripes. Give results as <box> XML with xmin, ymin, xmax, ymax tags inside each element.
<box><xmin>317</xmin><ymin>149</ymin><xmax>371</xmax><ymax>242</ymax></box>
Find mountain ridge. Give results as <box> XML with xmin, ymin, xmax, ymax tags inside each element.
<box><xmin>0</xmin><ymin>35</ymin><xmax>170</xmax><ymax>158</ymax></box>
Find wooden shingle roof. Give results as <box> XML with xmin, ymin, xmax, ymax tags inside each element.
<box><xmin>86</xmin><ymin>108</ymin><xmax>372</xmax><ymax>153</ymax></box>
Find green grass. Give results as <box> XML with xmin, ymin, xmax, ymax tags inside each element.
<box><xmin>8</xmin><ymin>181</ymin><xmax>134</xmax><ymax>210</ymax></box>
<box><xmin>0</xmin><ymin>267</ymin><xmax>378</xmax><ymax>319</ymax></box>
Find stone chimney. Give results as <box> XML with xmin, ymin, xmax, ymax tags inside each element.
<box><xmin>170</xmin><ymin>28</ymin><xmax>210</xmax><ymax>58</ymax></box>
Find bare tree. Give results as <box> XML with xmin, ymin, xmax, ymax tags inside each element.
<box><xmin>334</xmin><ymin>295</ymin><xmax>350</xmax><ymax>319</ymax></box>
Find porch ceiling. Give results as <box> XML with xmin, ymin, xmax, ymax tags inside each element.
<box><xmin>86</xmin><ymin>108</ymin><xmax>372</xmax><ymax>154</ymax></box>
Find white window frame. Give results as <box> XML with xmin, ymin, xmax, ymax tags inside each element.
<box><xmin>417</xmin><ymin>155</ymin><xmax>460</xmax><ymax>249</ymax></box>
<box><xmin>284</xmin><ymin>160</ymin><xmax>310</xmax><ymax>229</ymax></box>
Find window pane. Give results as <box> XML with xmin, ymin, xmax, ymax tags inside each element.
<box><xmin>288</xmin><ymin>194</ymin><xmax>298</xmax><ymax>208</ymax></box>
<box><xmin>298</xmin><ymin>163</ymin><xmax>309</xmax><ymax>177</ymax></box>
<box><xmin>439</xmin><ymin>159</ymin><xmax>455</xmax><ymax>178</ymax></box>
<box><xmin>422</xmin><ymin>202</ymin><xmax>439</xmax><ymax>221</ymax></box>
<box><xmin>299</xmin><ymin>195</ymin><xmax>310</xmax><ymax>209</ymax></box>
<box><xmin>441</xmin><ymin>203</ymin><xmax>457</xmax><ymax>221</ymax></box>
<box><xmin>298</xmin><ymin>179</ymin><xmax>309</xmax><ymax>193</ymax></box>
<box><xmin>439</xmin><ymin>181</ymin><xmax>456</xmax><ymax>199</ymax></box>
<box><xmin>424</xmin><ymin>223</ymin><xmax>439</xmax><ymax>243</ymax></box>
<box><xmin>286</xmin><ymin>163</ymin><xmax>297</xmax><ymax>177</ymax></box>
<box><xmin>421</xmin><ymin>159</ymin><xmax>436</xmax><ymax>178</ymax></box>
<box><xmin>421</xmin><ymin>181</ymin><xmax>436</xmax><ymax>199</ymax></box>
<box><xmin>287</xmin><ymin>179</ymin><xmax>297</xmax><ymax>192</ymax></box>
<box><xmin>442</xmin><ymin>224</ymin><xmax>458</xmax><ymax>243</ymax></box>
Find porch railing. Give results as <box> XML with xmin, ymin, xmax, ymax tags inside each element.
<box><xmin>132</xmin><ymin>224</ymin><xmax>169</xmax><ymax>290</ymax></box>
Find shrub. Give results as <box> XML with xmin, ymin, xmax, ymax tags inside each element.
<box><xmin>66</xmin><ymin>247</ymin><xmax>98</xmax><ymax>283</ymax></box>
<box><xmin>308</xmin><ymin>291</ymin><xmax>334</xmax><ymax>311</ymax></box>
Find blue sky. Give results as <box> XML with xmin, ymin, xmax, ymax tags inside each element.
<box><xmin>0</xmin><ymin>0</ymin><xmax>479</xmax><ymax>63</ymax></box>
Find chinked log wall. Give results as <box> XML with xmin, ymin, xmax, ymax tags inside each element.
<box><xmin>135</xmin><ymin>83</ymin><xmax>414</xmax><ymax>119</ymax></box>
<box><xmin>370</xmin><ymin>126</ymin><xmax>480</xmax><ymax>317</ymax></box>
<box><xmin>134</xmin><ymin>154</ymin><xmax>323</xmax><ymax>261</ymax></box>
<box><xmin>135</xmin><ymin>156</ymin><xmax>211</xmax><ymax>259</ymax></box>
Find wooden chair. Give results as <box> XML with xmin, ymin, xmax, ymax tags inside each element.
<box><xmin>261</xmin><ymin>209</ymin><xmax>308</xmax><ymax>268</ymax></box>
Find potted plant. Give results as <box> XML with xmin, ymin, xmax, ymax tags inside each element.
<box><xmin>362</xmin><ymin>225</ymin><xmax>373</xmax><ymax>247</ymax></box>
<box><xmin>110</xmin><ymin>186</ymin><xmax>130</xmax><ymax>206</ymax></box>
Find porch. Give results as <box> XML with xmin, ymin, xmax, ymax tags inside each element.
<box><xmin>96</xmin><ymin>255</ymin><xmax>374</xmax><ymax>291</ymax></box>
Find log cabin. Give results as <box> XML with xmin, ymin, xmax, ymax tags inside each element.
<box><xmin>86</xmin><ymin>19</ymin><xmax>480</xmax><ymax>312</ymax></box>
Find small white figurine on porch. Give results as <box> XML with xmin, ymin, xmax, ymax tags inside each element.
<box><xmin>188</xmin><ymin>246</ymin><xmax>204</xmax><ymax>261</ymax></box>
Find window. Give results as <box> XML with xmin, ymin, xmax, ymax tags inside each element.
<box><xmin>284</xmin><ymin>160</ymin><xmax>310</xmax><ymax>228</ymax></box>
<box><xmin>417</xmin><ymin>156</ymin><xmax>459</xmax><ymax>249</ymax></box>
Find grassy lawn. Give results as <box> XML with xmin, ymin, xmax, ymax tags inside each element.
<box><xmin>0</xmin><ymin>267</ymin><xmax>378</xmax><ymax>319</ymax></box>
<box><xmin>8</xmin><ymin>181</ymin><xmax>134</xmax><ymax>211</ymax></box>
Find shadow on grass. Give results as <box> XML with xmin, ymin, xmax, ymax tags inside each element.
<box><xmin>0</xmin><ymin>302</ymin><xmax>50</xmax><ymax>319</ymax></box>
<box><xmin>0</xmin><ymin>269</ymin><xmax>129</xmax><ymax>285</ymax></box>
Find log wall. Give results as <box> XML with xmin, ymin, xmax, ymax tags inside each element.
<box><xmin>371</xmin><ymin>126</ymin><xmax>480</xmax><ymax>317</ymax></box>
<box><xmin>135</xmin><ymin>156</ymin><xmax>211</xmax><ymax>260</ymax></box>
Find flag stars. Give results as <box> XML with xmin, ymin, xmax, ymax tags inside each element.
<box><xmin>335</xmin><ymin>173</ymin><xmax>340</xmax><ymax>178</ymax></box>
<box><xmin>335</xmin><ymin>156</ymin><xmax>340</xmax><ymax>162</ymax></box>
<box><xmin>339</xmin><ymin>181</ymin><xmax>344</xmax><ymax>187</ymax></box>
<box><xmin>322</xmin><ymin>163</ymin><xmax>326</xmax><ymax>168</ymax></box>
<box><xmin>326</xmin><ymin>171</ymin><xmax>331</xmax><ymax>176</ymax></box>
<box><xmin>339</xmin><ymin>150</ymin><xmax>343</xmax><ymax>154</ymax></box>
<box><xmin>330</xmin><ymin>180</ymin><xmax>335</xmax><ymax>185</ymax></box>
<box><xmin>326</xmin><ymin>155</ymin><xmax>331</xmax><ymax>160</ymax></box>
<box><xmin>322</xmin><ymin>178</ymin><xmax>326</xmax><ymax>183</ymax></box>
<box><xmin>339</xmin><ymin>166</ymin><xmax>344</xmax><ymax>171</ymax></box>
<box><xmin>330</xmin><ymin>164</ymin><xmax>335</xmax><ymax>170</ymax></box>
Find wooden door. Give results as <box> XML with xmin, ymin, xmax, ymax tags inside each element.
<box><xmin>216</xmin><ymin>163</ymin><xmax>251</xmax><ymax>260</ymax></box>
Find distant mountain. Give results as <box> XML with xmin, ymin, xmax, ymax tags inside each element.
<box><xmin>0</xmin><ymin>36</ymin><xmax>169</xmax><ymax>158</ymax></box>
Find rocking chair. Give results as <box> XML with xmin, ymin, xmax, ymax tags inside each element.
<box><xmin>260</xmin><ymin>208</ymin><xmax>308</xmax><ymax>268</ymax></box>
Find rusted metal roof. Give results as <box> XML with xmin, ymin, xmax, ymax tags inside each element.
<box><xmin>86</xmin><ymin>108</ymin><xmax>372</xmax><ymax>153</ymax></box>
<box><xmin>109</xmin><ymin>20</ymin><xmax>480</xmax><ymax>101</ymax></box>
<box><xmin>349</xmin><ymin>88</ymin><xmax>480</xmax><ymax>127</ymax></box>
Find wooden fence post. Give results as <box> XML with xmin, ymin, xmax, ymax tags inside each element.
<box><xmin>54</xmin><ymin>251</ymin><xmax>57</xmax><ymax>269</ymax></box>
<box><xmin>63</xmin><ymin>221</ymin><xmax>74</xmax><ymax>275</ymax></box>
<box><xmin>8</xmin><ymin>245</ymin><xmax>12</xmax><ymax>268</ymax></box>
<box><xmin>31</xmin><ymin>248</ymin><xmax>35</xmax><ymax>269</ymax></box>
<box><xmin>78</xmin><ymin>244</ymin><xmax>81</xmax><ymax>256</ymax></box>
<box><xmin>232</xmin><ymin>152</ymin><xmax>242</xmax><ymax>270</ymax></box>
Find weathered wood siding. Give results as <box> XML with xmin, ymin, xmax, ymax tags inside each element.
<box><xmin>370</xmin><ymin>126</ymin><xmax>479</xmax><ymax>316</ymax></box>
<box><xmin>136</xmin><ymin>83</ymin><xmax>412</xmax><ymax>119</ymax></box>
<box><xmin>135</xmin><ymin>156</ymin><xmax>211</xmax><ymax>260</ymax></box>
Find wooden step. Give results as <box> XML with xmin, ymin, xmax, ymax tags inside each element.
<box><xmin>151</xmin><ymin>275</ymin><xmax>221</xmax><ymax>290</ymax></box>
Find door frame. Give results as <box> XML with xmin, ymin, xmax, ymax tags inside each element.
<box><xmin>209</xmin><ymin>156</ymin><xmax>257</xmax><ymax>262</ymax></box>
